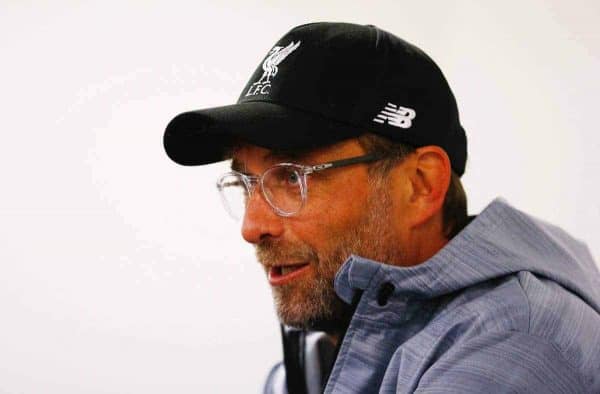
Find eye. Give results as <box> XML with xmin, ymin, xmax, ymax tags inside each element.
<box><xmin>285</xmin><ymin>170</ymin><xmax>300</xmax><ymax>186</ymax></box>
<box><xmin>263</xmin><ymin>166</ymin><xmax>302</xmax><ymax>191</ymax></box>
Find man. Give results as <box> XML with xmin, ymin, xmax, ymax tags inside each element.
<box><xmin>164</xmin><ymin>22</ymin><xmax>600</xmax><ymax>393</ymax></box>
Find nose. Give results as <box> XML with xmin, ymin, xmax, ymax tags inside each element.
<box><xmin>241</xmin><ymin>187</ymin><xmax>284</xmax><ymax>244</ymax></box>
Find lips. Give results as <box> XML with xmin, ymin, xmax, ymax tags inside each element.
<box><xmin>268</xmin><ymin>263</ymin><xmax>310</xmax><ymax>286</ymax></box>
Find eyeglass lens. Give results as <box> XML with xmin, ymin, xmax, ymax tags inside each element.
<box><xmin>218</xmin><ymin>174</ymin><xmax>249</xmax><ymax>221</ymax></box>
<box><xmin>262</xmin><ymin>166</ymin><xmax>304</xmax><ymax>215</ymax></box>
<box><xmin>218</xmin><ymin>166</ymin><xmax>305</xmax><ymax>220</ymax></box>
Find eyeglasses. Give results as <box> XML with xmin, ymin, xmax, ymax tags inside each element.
<box><xmin>216</xmin><ymin>153</ymin><xmax>382</xmax><ymax>220</ymax></box>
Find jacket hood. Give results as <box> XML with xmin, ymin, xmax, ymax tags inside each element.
<box><xmin>335</xmin><ymin>198</ymin><xmax>600</xmax><ymax>313</ymax></box>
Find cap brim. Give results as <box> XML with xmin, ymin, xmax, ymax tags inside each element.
<box><xmin>164</xmin><ymin>101</ymin><xmax>363</xmax><ymax>165</ymax></box>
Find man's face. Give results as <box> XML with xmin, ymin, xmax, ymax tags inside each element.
<box><xmin>232</xmin><ymin>139</ymin><xmax>406</xmax><ymax>332</ymax></box>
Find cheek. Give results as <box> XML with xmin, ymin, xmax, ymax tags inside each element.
<box><xmin>289</xmin><ymin>179</ymin><xmax>370</xmax><ymax>250</ymax></box>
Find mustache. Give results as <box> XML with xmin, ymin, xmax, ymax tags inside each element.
<box><xmin>255</xmin><ymin>239</ymin><xmax>318</xmax><ymax>266</ymax></box>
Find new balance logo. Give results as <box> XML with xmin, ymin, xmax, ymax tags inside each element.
<box><xmin>373</xmin><ymin>103</ymin><xmax>416</xmax><ymax>129</ymax></box>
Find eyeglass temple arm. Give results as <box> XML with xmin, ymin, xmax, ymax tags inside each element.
<box><xmin>306</xmin><ymin>153</ymin><xmax>383</xmax><ymax>173</ymax></box>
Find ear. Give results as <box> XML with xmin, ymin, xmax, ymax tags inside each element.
<box><xmin>406</xmin><ymin>146</ymin><xmax>451</xmax><ymax>228</ymax></box>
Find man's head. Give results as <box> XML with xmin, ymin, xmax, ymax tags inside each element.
<box><xmin>229</xmin><ymin>135</ymin><xmax>463</xmax><ymax>331</ymax></box>
<box><xmin>164</xmin><ymin>22</ymin><xmax>468</xmax><ymax>332</ymax></box>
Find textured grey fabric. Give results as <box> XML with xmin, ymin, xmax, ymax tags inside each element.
<box><xmin>264</xmin><ymin>199</ymin><xmax>600</xmax><ymax>393</ymax></box>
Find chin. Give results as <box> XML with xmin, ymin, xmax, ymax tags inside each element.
<box><xmin>272</xmin><ymin>279</ymin><xmax>354</xmax><ymax>332</ymax></box>
<box><xmin>276</xmin><ymin>303</ymin><xmax>353</xmax><ymax>333</ymax></box>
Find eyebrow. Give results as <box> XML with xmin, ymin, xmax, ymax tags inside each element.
<box><xmin>265</xmin><ymin>150</ymin><xmax>310</xmax><ymax>163</ymax></box>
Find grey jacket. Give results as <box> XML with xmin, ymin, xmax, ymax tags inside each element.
<box><xmin>264</xmin><ymin>198</ymin><xmax>600</xmax><ymax>393</ymax></box>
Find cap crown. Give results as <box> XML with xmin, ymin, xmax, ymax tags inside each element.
<box><xmin>238</xmin><ymin>22</ymin><xmax>466</xmax><ymax>175</ymax></box>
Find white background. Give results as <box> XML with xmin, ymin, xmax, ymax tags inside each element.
<box><xmin>1</xmin><ymin>1</ymin><xmax>599</xmax><ymax>393</ymax></box>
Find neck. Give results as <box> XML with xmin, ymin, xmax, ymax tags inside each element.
<box><xmin>403</xmin><ymin>215</ymin><xmax>448</xmax><ymax>267</ymax></box>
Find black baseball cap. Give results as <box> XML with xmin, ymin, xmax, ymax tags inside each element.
<box><xmin>164</xmin><ymin>22</ymin><xmax>467</xmax><ymax>176</ymax></box>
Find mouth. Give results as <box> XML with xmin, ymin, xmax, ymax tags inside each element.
<box><xmin>268</xmin><ymin>263</ymin><xmax>310</xmax><ymax>286</ymax></box>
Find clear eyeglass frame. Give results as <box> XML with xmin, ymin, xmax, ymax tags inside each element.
<box><xmin>216</xmin><ymin>153</ymin><xmax>383</xmax><ymax>220</ymax></box>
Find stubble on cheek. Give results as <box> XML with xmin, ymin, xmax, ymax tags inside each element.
<box><xmin>254</xmin><ymin>180</ymin><xmax>400</xmax><ymax>331</ymax></box>
<box><xmin>255</xmin><ymin>218</ymin><xmax>384</xmax><ymax>331</ymax></box>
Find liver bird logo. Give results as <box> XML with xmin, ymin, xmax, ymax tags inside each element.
<box><xmin>255</xmin><ymin>41</ymin><xmax>301</xmax><ymax>84</ymax></box>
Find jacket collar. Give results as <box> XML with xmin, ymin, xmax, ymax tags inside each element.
<box><xmin>334</xmin><ymin>198</ymin><xmax>600</xmax><ymax>311</ymax></box>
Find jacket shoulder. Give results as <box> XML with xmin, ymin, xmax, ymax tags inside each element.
<box><xmin>519</xmin><ymin>271</ymin><xmax>600</xmax><ymax>389</ymax></box>
<box><xmin>415</xmin><ymin>330</ymin><xmax>591</xmax><ymax>393</ymax></box>
<box><xmin>402</xmin><ymin>272</ymin><xmax>600</xmax><ymax>392</ymax></box>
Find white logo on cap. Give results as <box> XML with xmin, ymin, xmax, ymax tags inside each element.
<box><xmin>245</xmin><ymin>41</ymin><xmax>301</xmax><ymax>97</ymax></box>
<box><xmin>373</xmin><ymin>103</ymin><xmax>416</xmax><ymax>129</ymax></box>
